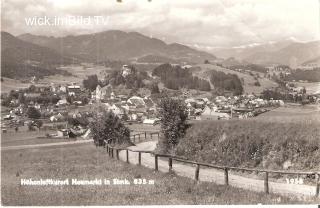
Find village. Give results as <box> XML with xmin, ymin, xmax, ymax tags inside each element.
<box><xmin>2</xmin><ymin>63</ymin><xmax>310</xmax><ymax>140</ymax></box>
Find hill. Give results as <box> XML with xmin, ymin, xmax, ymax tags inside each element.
<box><xmin>194</xmin><ymin>64</ymin><xmax>278</xmax><ymax>94</ymax></box>
<box><xmin>18</xmin><ymin>30</ymin><xmax>216</xmax><ymax>64</ymax></box>
<box><xmin>1</xmin><ymin>31</ymin><xmax>73</xmax><ymax>79</ymax></box>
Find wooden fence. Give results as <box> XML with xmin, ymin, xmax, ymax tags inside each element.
<box><xmin>104</xmin><ymin>133</ymin><xmax>320</xmax><ymax>197</ymax></box>
<box><xmin>130</xmin><ymin>131</ymin><xmax>160</xmax><ymax>143</ymax></box>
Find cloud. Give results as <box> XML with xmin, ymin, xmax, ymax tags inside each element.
<box><xmin>1</xmin><ymin>0</ymin><xmax>319</xmax><ymax>48</ymax></box>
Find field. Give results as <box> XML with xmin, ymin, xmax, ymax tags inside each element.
<box><xmin>0</xmin><ymin>64</ymin><xmax>111</xmax><ymax>93</ymax></box>
<box><xmin>1</xmin><ymin>78</ymin><xmax>31</xmax><ymax>93</ymax></box>
<box><xmin>288</xmin><ymin>81</ymin><xmax>320</xmax><ymax>94</ymax></box>
<box><xmin>176</xmin><ymin>105</ymin><xmax>320</xmax><ymax>172</ymax></box>
<box><xmin>1</xmin><ymin>143</ymin><xmax>303</xmax><ymax>205</ymax></box>
<box><xmin>256</xmin><ymin>104</ymin><xmax>320</xmax><ymax>123</ymax></box>
<box><xmin>38</xmin><ymin>64</ymin><xmax>112</xmax><ymax>86</ymax></box>
<box><xmin>194</xmin><ymin>64</ymin><xmax>278</xmax><ymax>94</ymax></box>
<box><xmin>0</xmin><ymin>127</ymin><xmax>73</xmax><ymax>147</ymax></box>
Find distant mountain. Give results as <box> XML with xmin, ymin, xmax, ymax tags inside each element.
<box><xmin>212</xmin><ymin>39</ymin><xmax>320</xmax><ymax>67</ymax></box>
<box><xmin>18</xmin><ymin>30</ymin><xmax>216</xmax><ymax>64</ymax></box>
<box><xmin>1</xmin><ymin>31</ymin><xmax>72</xmax><ymax>79</ymax></box>
<box><xmin>2</xmin><ymin>31</ymin><xmax>72</xmax><ymax>64</ymax></box>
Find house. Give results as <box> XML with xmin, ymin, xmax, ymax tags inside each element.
<box><xmin>109</xmin><ymin>104</ymin><xmax>125</xmax><ymax>116</ymax></box>
<box><xmin>59</xmin><ymin>86</ymin><xmax>67</xmax><ymax>93</ymax></box>
<box><xmin>3</xmin><ymin>115</ymin><xmax>15</xmax><ymax>120</ymax></box>
<box><xmin>50</xmin><ymin>113</ymin><xmax>64</xmax><ymax>122</ymax></box>
<box><xmin>67</xmin><ymin>85</ymin><xmax>81</xmax><ymax>96</ymax></box>
<box><xmin>56</xmin><ymin>98</ymin><xmax>68</xmax><ymax>106</ymax></box>
<box><xmin>199</xmin><ymin>106</ymin><xmax>230</xmax><ymax>120</ymax></box>
<box><xmin>182</xmin><ymin>65</ymin><xmax>193</xmax><ymax>69</ymax></box>
<box><xmin>24</xmin><ymin>92</ymin><xmax>41</xmax><ymax>98</ymax></box>
<box><xmin>143</xmin><ymin>118</ymin><xmax>160</xmax><ymax>125</ymax></box>
<box><xmin>95</xmin><ymin>85</ymin><xmax>113</xmax><ymax>101</ymax></box>
<box><xmin>127</xmin><ymin>96</ymin><xmax>145</xmax><ymax>107</ymax></box>
<box><xmin>122</xmin><ymin>65</ymin><xmax>132</xmax><ymax>77</ymax></box>
<box><xmin>56</xmin><ymin>129</ymin><xmax>69</xmax><ymax>138</ymax></box>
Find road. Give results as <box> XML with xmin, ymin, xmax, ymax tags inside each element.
<box><xmin>1</xmin><ymin>139</ymin><xmax>93</xmax><ymax>151</ymax></box>
<box><xmin>119</xmin><ymin>141</ymin><xmax>318</xmax><ymax>199</ymax></box>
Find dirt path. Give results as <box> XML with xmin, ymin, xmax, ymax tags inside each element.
<box><xmin>1</xmin><ymin>139</ymin><xmax>93</xmax><ymax>151</ymax></box>
<box><xmin>119</xmin><ymin>141</ymin><xmax>318</xmax><ymax>199</ymax></box>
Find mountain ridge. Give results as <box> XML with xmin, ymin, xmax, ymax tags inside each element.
<box><xmin>18</xmin><ymin>30</ymin><xmax>216</xmax><ymax>64</ymax></box>
<box><xmin>211</xmin><ymin>39</ymin><xmax>320</xmax><ymax>67</ymax></box>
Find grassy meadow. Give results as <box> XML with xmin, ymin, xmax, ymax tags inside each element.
<box><xmin>1</xmin><ymin>143</ymin><xmax>307</xmax><ymax>205</ymax></box>
<box><xmin>176</xmin><ymin>105</ymin><xmax>320</xmax><ymax>172</ymax></box>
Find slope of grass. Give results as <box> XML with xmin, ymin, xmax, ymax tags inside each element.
<box><xmin>176</xmin><ymin>118</ymin><xmax>320</xmax><ymax>171</ymax></box>
<box><xmin>1</xmin><ymin>143</ymin><xmax>306</xmax><ymax>205</ymax></box>
<box><xmin>195</xmin><ymin>64</ymin><xmax>278</xmax><ymax>94</ymax></box>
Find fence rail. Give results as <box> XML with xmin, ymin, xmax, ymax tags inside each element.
<box><xmin>103</xmin><ymin>133</ymin><xmax>320</xmax><ymax>197</ymax></box>
<box><xmin>130</xmin><ymin>131</ymin><xmax>160</xmax><ymax>143</ymax></box>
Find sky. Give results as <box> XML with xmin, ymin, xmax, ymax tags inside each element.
<box><xmin>2</xmin><ymin>0</ymin><xmax>319</xmax><ymax>49</ymax></box>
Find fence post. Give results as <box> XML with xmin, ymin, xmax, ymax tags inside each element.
<box><xmin>195</xmin><ymin>164</ymin><xmax>200</xmax><ymax>181</ymax></box>
<box><xmin>145</xmin><ymin>132</ymin><xmax>147</xmax><ymax>139</ymax></box>
<box><xmin>154</xmin><ymin>155</ymin><xmax>158</xmax><ymax>171</ymax></box>
<box><xmin>168</xmin><ymin>157</ymin><xmax>173</xmax><ymax>172</ymax></box>
<box><xmin>316</xmin><ymin>173</ymin><xmax>320</xmax><ymax>197</ymax></box>
<box><xmin>116</xmin><ymin>149</ymin><xmax>119</xmax><ymax>160</ymax></box>
<box><xmin>138</xmin><ymin>152</ymin><xmax>142</xmax><ymax>165</ymax></box>
<box><xmin>264</xmin><ymin>172</ymin><xmax>269</xmax><ymax>194</ymax></box>
<box><xmin>126</xmin><ymin>150</ymin><xmax>129</xmax><ymax>163</ymax></box>
<box><xmin>224</xmin><ymin>168</ymin><xmax>229</xmax><ymax>186</ymax></box>
<box><xmin>111</xmin><ymin>148</ymin><xmax>114</xmax><ymax>158</ymax></box>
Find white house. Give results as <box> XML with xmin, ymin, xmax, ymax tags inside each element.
<box><xmin>67</xmin><ymin>85</ymin><xmax>81</xmax><ymax>96</ymax></box>
<box><xmin>127</xmin><ymin>96</ymin><xmax>145</xmax><ymax>107</ymax></box>
<box><xmin>122</xmin><ymin>65</ymin><xmax>132</xmax><ymax>78</ymax></box>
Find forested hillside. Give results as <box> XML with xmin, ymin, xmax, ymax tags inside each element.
<box><xmin>152</xmin><ymin>64</ymin><xmax>211</xmax><ymax>91</ymax></box>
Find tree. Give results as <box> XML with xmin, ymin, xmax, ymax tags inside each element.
<box><xmin>204</xmin><ymin>60</ymin><xmax>210</xmax><ymax>64</ymax></box>
<box><xmin>18</xmin><ymin>93</ymin><xmax>25</xmax><ymax>104</ymax></box>
<box><xmin>26</xmin><ymin>107</ymin><xmax>41</xmax><ymax>119</ymax></box>
<box><xmin>157</xmin><ymin>96</ymin><xmax>188</xmax><ymax>153</ymax></box>
<box><xmin>150</xmin><ymin>82</ymin><xmax>160</xmax><ymax>94</ymax></box>
<box><xmin>83</xmin><ymin>75</ymin><xmax>99</xmax><ymax>91</ymax></box>
<box><xmin>89</xmin><ymin>107</ymin><xmax>131</xmax><ymax>146</ymax></box>
<box><xmin>34</xmin><ymin>120</ymin><xmax>43</xmax><ymax>131</ymax></box>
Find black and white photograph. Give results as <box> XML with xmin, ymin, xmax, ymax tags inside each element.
<box><xmin>1</xmin><ymin>0</ymin><xmax>320</xmax><ymax>206</ymax></box>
